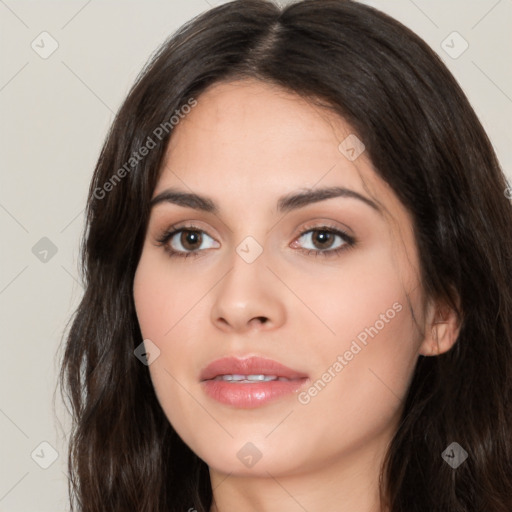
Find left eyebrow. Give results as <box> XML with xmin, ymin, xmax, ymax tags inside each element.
<box><xmin>150</xmin><ymin>185</ymin><xmax>381</xmax><ymax>215</ymax></box>
<box><xmin>276</xmin><ymin>186</ymin><xmax>381</xmax><ymax>215</ymax></box>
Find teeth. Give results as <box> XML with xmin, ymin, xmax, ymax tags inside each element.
<box><xmin>213</xmin><ymin>374</ymin><xmax>291</xmax><ymax>382</ymax></box>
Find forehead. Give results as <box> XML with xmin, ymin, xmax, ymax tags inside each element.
<box><xmin>155</xmin><ymin>79</ymin><xmax>404</xmax><ymax>226</ymax></box>
<box><xmin>166</xmin><ymin>81</ymin><xmax>346</xmax><ymax>168</ymax></box>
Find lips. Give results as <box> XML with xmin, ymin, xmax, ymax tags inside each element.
<box><xmin>199</xmin><ymin>356</ymin><xmax>309</xmax><ymax>408</ymax></box>
<box><xmin>200</xmin><ymin>356</ymin><xmax>308</xmax><ymax>382</ymax></box>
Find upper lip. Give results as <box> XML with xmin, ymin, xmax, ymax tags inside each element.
<box><xmin>200</xmin><ymin>356</ymin><xmax>308</xmax><ymax>381</ymax></box>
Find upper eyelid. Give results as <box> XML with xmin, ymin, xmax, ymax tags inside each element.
<box><xmin>161</xmin><ymin>222</ymin><xmax>347</xmax><ymax>234</ymax></box>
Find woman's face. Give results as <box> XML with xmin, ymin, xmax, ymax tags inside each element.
<box><xmin>133</xmin><ymin>79</ymin><xmax>433</xmax><ymax>478</ymax></box>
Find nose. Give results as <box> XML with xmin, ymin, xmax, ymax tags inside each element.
<box><xmin>210</xmin><ymin>248</ymin><xmax>286</xmax><ymax>333</ymax></box>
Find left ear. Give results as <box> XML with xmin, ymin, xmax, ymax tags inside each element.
<box><xmin>418</xmin><ymin>296</ymin><xmax>461</xmax><ymax>357</ymax></box>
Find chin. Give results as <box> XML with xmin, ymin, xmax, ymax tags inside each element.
<box><xmin>189</xmin><ymin>434</ymin><xmax>314</xmax><ymax>478</ymax></box>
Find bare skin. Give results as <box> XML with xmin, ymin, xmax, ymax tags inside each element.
<box><xmin>133</xmin><ymin>79</ymin><xmax>460</xmax><ymax>512</ymax></box>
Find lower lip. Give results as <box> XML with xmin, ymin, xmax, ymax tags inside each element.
<box><xmin>201</xmin><ymin>378</ymin><xmax>308</xmax><ymax>408</ymax></box>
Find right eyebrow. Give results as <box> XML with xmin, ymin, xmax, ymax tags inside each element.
<box><xmin>150</xmin><ymin>188</ymin><xmax>218</xmax><ymax>214</ymax></box>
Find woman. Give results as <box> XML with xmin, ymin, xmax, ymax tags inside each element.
<box><xmin>59</xmin><ymin>0</ymin><xmax>512</xmax><ymax>510</ymax></box>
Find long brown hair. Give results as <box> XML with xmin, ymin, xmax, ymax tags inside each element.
<box><xmin>58</xmin><ymin>1</ymin><xmax>512</xmax><ymax>510</ymax></box>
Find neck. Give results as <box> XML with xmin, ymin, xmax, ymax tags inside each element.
<box><xmin>208</xmin><ymin>434</ymin><xmax>391</xmax><ymax>512</ymax></box>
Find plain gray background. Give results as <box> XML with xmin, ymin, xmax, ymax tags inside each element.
<box><xmin>0</xmin><ymin>0</ymin><xmax>511</xmax><ymax>510</ymax></box>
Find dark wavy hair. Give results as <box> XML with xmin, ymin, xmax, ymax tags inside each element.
<box><xmin>58</xmin><ymin>0</ymin><xmax>512</xmax><ymax>510</ymax></box>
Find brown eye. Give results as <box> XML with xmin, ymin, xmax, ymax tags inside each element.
<box><xmin>157</xmin><ymin>226</ymin><xmax>220</xmax><ymax>258</ymax></box>
<box><xmin>296</xmin><ymin>228</ymin><xmax>350</xmax><ymax>253</ymax></box>
<box><xmin>310</xmin><ymin>230</ymin><xmax>336</xmax><ymax>250</ymax></box>
<box><xmin>179</xmin><ymin>230</ymin><xmax>202</xmax><ymax>251</ymax></box>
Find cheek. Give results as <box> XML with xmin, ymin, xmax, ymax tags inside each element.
<box><xmin>290</xmin><ymin>309</ymin><xmax>420</xmax><ymax>476</ymax></box>
<box><xmin>133</xmin><ymin>252</ymin><xmax>164</xmax><ymax>339</ymax></box>
<box><xmin>133</xmin><ymin>249</ymin><xmax>212</xmax><ymax>341</ymax></box>
<box><xmin>292</xmin><ymin>241</ymin><xmax>422</xmax><ymax>425</ymax></box>
<box><xmin>133</xmin><ymin>252</ymin><xmax>209</xmax><ymax>446</ymax></box>
<box><xmin>288</xmin><ymin>237</ymin><xmax>420</xmax><ymax>353</ymax></box>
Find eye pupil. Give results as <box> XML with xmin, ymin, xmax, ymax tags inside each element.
<box><xmin>313</xmin><ymin>231</ymin><xmax>334</xmax><ymax>249</ymax></box>
<box><xmin>181</xmin><ymin>230</ymin><xmax>201</xmax><ymax>250</ymax></box>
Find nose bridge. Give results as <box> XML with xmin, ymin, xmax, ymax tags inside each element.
<box><xmin>210</xmin><ymin>233</ymin><xmax>286</xmax><ymax>332</ymax></box>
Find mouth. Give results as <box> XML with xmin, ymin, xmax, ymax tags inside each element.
<box><xmin>200</xmin><ymin>356</ymin><xmax>309</xmax><ymax>408</ymax></box>
<box><xmin>210</xmin><ymin>374</ymin><xmax>294</xmax><ymax>382</ymax></box>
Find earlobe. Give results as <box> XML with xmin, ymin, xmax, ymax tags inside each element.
<box><xmin>419</xmin><ymin>300</ymin><xmax>461</xmax><ymax>357</ymax></box>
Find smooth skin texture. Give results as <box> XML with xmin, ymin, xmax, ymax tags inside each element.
<box><xmin>133</xmin><ymin>79</ymin><xmax>460</xmax><ymax>512</ymax></box>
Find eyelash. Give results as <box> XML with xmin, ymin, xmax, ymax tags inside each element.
<box><xmin>155</xmin><ymin>223</ymin><xmax>356</xmax><ymax>260</ymax></box>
